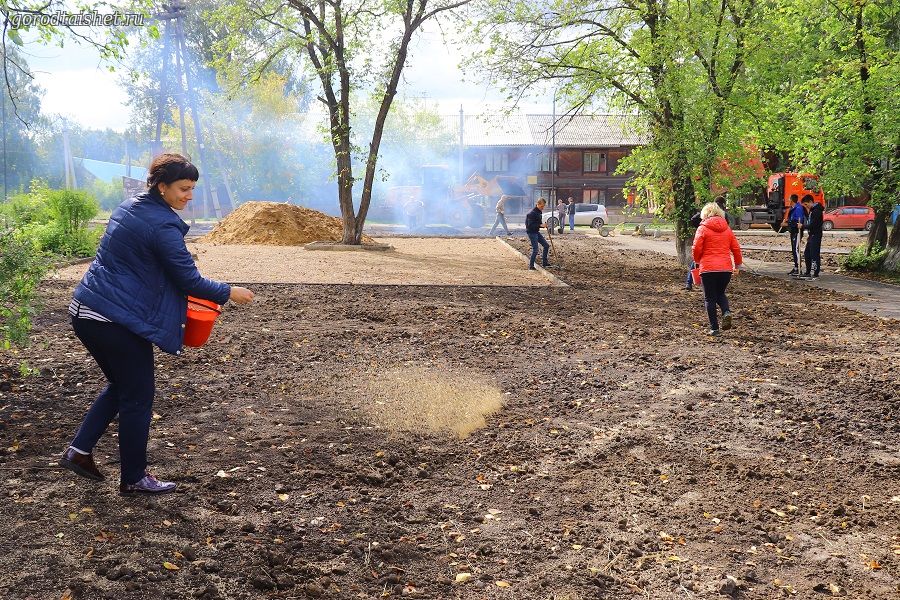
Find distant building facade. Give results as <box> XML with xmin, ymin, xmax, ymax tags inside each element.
<box><xmin>448</xmin><ymin>113</ymin><xmax>645</xmax><ymax>216</ymax></box>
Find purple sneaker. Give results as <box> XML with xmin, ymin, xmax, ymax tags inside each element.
<box><xmin>120</xmin><ymin>473</ymin><xmax>177</xmax><ymax>495</ymax></box>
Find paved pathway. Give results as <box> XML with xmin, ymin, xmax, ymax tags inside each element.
<box><xmin>605</xmin><ymin>233</ymin><xmax>900</xmax><ymax>320</ymax></box>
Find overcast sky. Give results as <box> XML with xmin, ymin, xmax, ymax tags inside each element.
<box><xmin>25</xmin><ymin>22</ymin><xmax>555</xmax><ymax>132</ymax></box>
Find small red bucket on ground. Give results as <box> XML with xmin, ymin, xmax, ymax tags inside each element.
<box><xmin>691</xmin><ymin>267</ymin><xmax>701</xmax><ymax>286</ymax></box>
<box><xmin>184</xmin><ymin>296</ymin><xmax>222</xmax><ymax>347</ymax></box>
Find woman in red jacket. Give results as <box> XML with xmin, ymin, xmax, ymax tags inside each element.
<box><xmin>692</xmin><ymin>202</ymin><xmax>743</xmax><ymax>336</ymax></box>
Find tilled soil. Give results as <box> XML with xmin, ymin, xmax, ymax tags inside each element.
<box><xmin>1</xmin><ymin>236</ymin><xmax>898</xmax><ymax>600</ymax></box>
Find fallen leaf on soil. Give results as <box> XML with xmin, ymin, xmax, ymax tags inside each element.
<box><xmin>867</xmin><ymin>560</ymin><xmax>881</xmax><ymax>570</ymax></box>
<box><xmin>495</xmin><ymin>581</ymin><xmax>511</xmax><ymax>587</ymax></box>
<box><xmin>215</xmin><ymin>470</ymin><xmax>229</xmax><ymax>478</ymax></box>
<box><xmin>455</xmin><ymin>573</ymin><xmax>473</xmax><ymax>584</ymax></box>
<box><xmin>667</xmin><ymin>555</ymin><xmax>687</xmax><ymax>562</ymax></box>
<box><xmin>60</xmin><ymin>590</ymin><xmax>73</xmax><ymax>600</ymax></box>
<box><xmin>162</xmin><ymin>561</ymin><xmax>180</xmax><ymax>571</ymax></box>
<box><xmin>278</xmin><ymin>493</ymin><xmax>289</xmax><ymax>501</ymax></box>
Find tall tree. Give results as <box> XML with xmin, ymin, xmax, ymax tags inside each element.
<box><xmin>761</xmin><ymin>0</ymin><xmax>899</xmax><ymax>257</ymax></box>
<box><xmin>469</xmin><ymin>0</ymin><xmax>759</xmax><ymax>264</ymax></box>
<box><xmin>211</xmin><ymin>0</ymin><xmax>472</xmax><ymax>244</ymax></box>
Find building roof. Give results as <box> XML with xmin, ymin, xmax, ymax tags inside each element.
<box><xmin>442</xmin><ymin>113</ymin><xmax>646</xmax><ymax>148</ymax></box>
<box><xmin>77</xmin><ymin>157</ymin><xmax>148</xmax><ymax>183</ymax></box>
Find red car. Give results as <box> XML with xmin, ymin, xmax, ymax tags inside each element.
<box><xmin>822</xmin><ymin>205</ymin><xmax>875</xmax><ymax>231</ymax></box>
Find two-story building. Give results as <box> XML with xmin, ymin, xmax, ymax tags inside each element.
<box><xmin>449</xmin><ymin>112</ymin><xmax>645</xmax><ymax>217</ymax></box>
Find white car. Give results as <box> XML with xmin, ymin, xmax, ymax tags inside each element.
<box><xmin>543</xmin><ymin>203</ymin><xmax>608</xmax><ymax>229</ymax></box>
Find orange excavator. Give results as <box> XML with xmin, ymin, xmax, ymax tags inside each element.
<box><xmin>383</xmin><ymin>166</ymin><xmax>527</xmax><ymax>229</ymax></box>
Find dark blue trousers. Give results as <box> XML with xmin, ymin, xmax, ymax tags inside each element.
<box><xmin>527</xmin><ymin>232</ymin><xmax>550</xmax><ymax>268</ymax></box>
<box><xmin>70</xmin><ymin>318</ymin><xmax>155</xmax><ymax>485</ymax></box>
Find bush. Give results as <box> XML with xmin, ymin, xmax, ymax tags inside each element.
<box><xmin>0</xmin><ymin>227</ymin><xmax>48</xmax><ymax>348</ymax></box>
<box><xmin>842</xmin><ymin>242</ymin><xmax>887</xmax><ymax>271</ymax></box>
<box><xmin>1</xmin><ymin>184</ymin><xmax>101</xmax><ymax>257</ymax></box>
<box><xmin>85</xmin><ymin>178</ymin><xmax>125</xmax><ymax>212</ymax></box>
<box><xmin>0</xmin><ymin>181</ymin><xmax>52</xmax><ymax>227</ymax></box>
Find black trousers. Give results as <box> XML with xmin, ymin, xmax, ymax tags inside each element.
<box><xmin>70</xmin><ymin>318</ymin><xmax>155</xmax><ymax>485</ymax></box>
<box><xmin>700</xmin><ymin>271</ymin><xmax>732</xmax><ymax>330</ymax></box>
<box><xmin>804</xmin><ymin>232</ymin><xmax>822</xmax><ymax>276</ymax></box>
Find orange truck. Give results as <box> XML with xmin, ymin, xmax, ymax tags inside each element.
<box><xmin>764</xmin><ymin>173</ymin><xmax>825</xmax><ymax>231</ymax></box>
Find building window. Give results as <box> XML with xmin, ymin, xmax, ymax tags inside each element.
<box><xmin>583</xmin><ymin>152</ymin><xmax>607</xmax><ymax>173</ymax></box>
<box><xmin>584</xmin><ymin>189</ymin><xmax>606</xmax><ymax>204</ymax></box>
<box><xmin>486</xmin><ymin>151</ymin><xmax>509</xmax><ymax>172</ymax></box>
<box><xmin>535</xmin><ymin>152</ymin><xmax>557</xmax><ymax>173</ymax></box>
<box><xmin>533</xmin><ymin>188</ymin><xmax>556</xmax><ymax>205</ymax></box>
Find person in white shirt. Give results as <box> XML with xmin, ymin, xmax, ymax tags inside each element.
<box><xmin>489</xmin><ymin>194</ymin><xmax>511</xmax><ymax>235</ymax></box>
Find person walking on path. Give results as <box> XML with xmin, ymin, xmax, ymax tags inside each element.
<box><xmin>800</xmin><ymin>195</ymin><xmax>824</xmax><ymax>280</ymax></box>
<box><xmin>684</xmin><ymin>197</ymin><xmax>726</xmax><ymax>290</ymax></box>
<box><xmin>526</xmin><ymin>197</ymin><xmax>551</xmax><ymax>269</ymax></box>
<box><xmin>489</xmin><ymin>194</ymin><xmax>511</xmax><ymax>236</ymax></box>
<box><xmin>692</xmin><ymin>201</ymin><xmax>744</xmax><ymax>336</ymax></box>
<box><xmin>60</xmin><ymin>153</ymin><xmax>255</xmax><ymax>495</ymax></box>
<box><xmin>556</xmin><ymin>198</ymin><xmax>567</xmax><ymax>234</ymax></box>
<box><xmin>784</xmin><ymin>194</ymin><xmax>806</xmax><ymax>275</ymax></box>
<box><xmin>567</xmin><ymin>197</ymin><xmax>576</xmax><ymax>232</ymax></box>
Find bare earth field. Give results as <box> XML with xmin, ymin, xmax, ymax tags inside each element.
<box><xmin>1</xmin><ymin>236</ymin><xmax>898</xmax><ymax>600</ymax></box>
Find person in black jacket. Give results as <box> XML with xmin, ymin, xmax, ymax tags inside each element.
<box><xmin>800</xmin><ymin>195</ymin><xmax>824</xmax><ymax>280</ymax></box>
<box><xmin>525</xmin><ymin>198</ymin><xmax>551</xmax><ymax>269</ymax></box>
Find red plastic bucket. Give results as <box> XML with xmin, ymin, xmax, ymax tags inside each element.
<box><xmin>691</xmin><ymin>267</ymin><xmax>701</xmax><ymax>286</ymax></box>
<box><xmin>184</xmin><ymin>296</ymin><xmax>222</xmax><ymax>347</ymax></box>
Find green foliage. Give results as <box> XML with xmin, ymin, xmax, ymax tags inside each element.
<box><xmin>84</xmin><ymin>178</ymin><xmax>125</xmax><ymax>212</ymax></box>
<box><xmin>1</xmin><ymin>183</ymin><xmax>100</xmax><ymax>257</ymax></box>
<box><xmin>843</xmin><ymin>242</ymin><xmax>887</xmax><ymax>271</ymax></box>
<box><xmin>0</xmin><ymin>227</ymin><xmax>48</xmax><ymax>349</ymax></box>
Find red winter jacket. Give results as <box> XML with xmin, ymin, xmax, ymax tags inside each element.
<box><xmin>692</xmin><ymin>216</ymin><xmax>743</xmax><ymax>273</ymax></box>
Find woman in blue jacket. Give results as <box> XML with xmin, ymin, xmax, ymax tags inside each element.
<box><xmin>60</xmin><ymin>153</ymin><xmax>254</xmax><ymax>495</ymax></box>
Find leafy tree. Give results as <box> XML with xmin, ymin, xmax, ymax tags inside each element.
<box><xmin>469</xmin><ymin>0</ymin><xmax>760</xmax><ymax>264</ymax></box>
<box><xmin>760</xmin><ymin>0</ymin><xmax>900</xmax><ymax>258</ymax></box>
<box><xmin>210</xmin><ymin>0</ymin><xmax>472</xmax><ymax>244</ymax></box>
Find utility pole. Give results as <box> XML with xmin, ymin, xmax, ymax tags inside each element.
<box><xmin>458</xmin><ymin>105</ymin><xmax>464</xmax><ymax>185</ymax></box>
<box><xmin>2</xmin><ymin>84</ymin><xmax>6</xmax><ymax>201</ymax></box>
<box><xmin>551</xmin><ymin>92</ymin><xmax>556</xmax><ymax>205</ymax></box>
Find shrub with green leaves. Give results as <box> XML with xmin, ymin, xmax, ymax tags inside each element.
<box><xmin>0</xmin><ymin>228</ymin><xmax>48</xmax><ymax>348</ymax></box>
<box><xmin>842</xmin><ymin>242</ymin><xmax>887</xmax><ymax>272</ymax></box>
<box><xmin>1</xmin><ymin>184</ymin><xmax>101</xmax><ymax>257</ymax></box>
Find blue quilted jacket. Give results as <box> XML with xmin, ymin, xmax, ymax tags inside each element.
<box><xmin>73</xmin><ymin>189</ymin><xmax>230</xmax><ymax>354</ymax></box>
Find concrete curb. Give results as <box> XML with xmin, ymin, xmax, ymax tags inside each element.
<box><xmin>304</xmin><ymin>241</ymin><xmax>394</xmax><ymax>252</ymax></box>
<box><xmin>494</xmin><ymin>237</ymin><xmax>569</xmax><ymax>288</ymax></box>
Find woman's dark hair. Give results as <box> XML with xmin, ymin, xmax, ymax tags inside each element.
<box><xmin>801</xmin><ymin>194</ymin><xmax>814</xmax><ymax>203</ymax></box>
<box><xmin>147</xmin><ymin>153</ymin><xmax>199</xmax><ymax>191</ymax></box>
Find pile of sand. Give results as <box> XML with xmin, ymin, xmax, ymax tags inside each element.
<box><xmin>202</xmin><ymin>201</ymin><xmax>374</xmax><ymax>246</ymax></box>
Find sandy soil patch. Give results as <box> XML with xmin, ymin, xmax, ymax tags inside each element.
<box><xmin>51</xmin><ymin>237</ymin><xmax>551</xmax><ymax>286</ymax></box>
<box><xmin>362</xmin><ymin>367</ymin><xmax>505</xmax><ymax>439</ymax></box>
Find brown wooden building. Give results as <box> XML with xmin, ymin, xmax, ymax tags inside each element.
<box><xmin>450</xmin><ymin>113</ymin><xmax>645</xmax><ymax>216</ymax></box>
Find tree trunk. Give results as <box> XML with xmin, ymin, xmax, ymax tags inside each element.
<box><xmin>885</xmin><ymin>218</ymin><xmax>900</xmax><ymax>272</ymax></box>
<box><xmin>671</xmin><ymin>152</ymin><xmax>697</xmax><ymax>267</ymax></box>
<box><xmin>866</xmin><ymin>211</ymin><xmax>889</xmax><ymax>252</ymax></box>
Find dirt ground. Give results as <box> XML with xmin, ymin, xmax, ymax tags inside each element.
<box><xmin>1</xmin><ymin>236</ymin><xmax>898</xmax><ymax>600</ymax></box>
<box><xmin>50</xmin><ymin>238</ymin><xmax>552</xmax><ymax>287</ymax></box>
